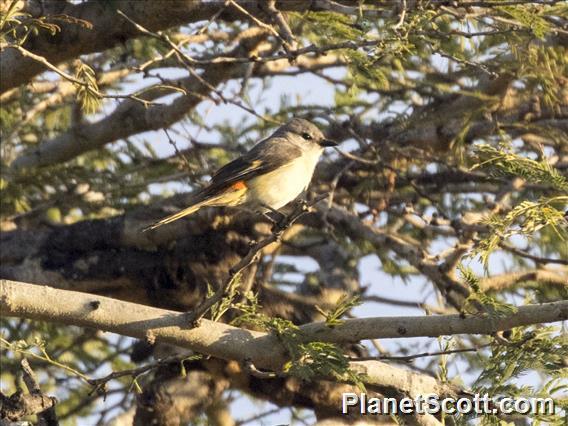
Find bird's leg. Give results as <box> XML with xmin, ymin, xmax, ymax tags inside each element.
<box><xmin>260</xmin><ymin>211</ymin><xmax>277</xmax><ymax>224</ymax></box>
<box><xmin>261</xmin><ymin>203</ymin><xmax>285</xmax><ymax>219</ymax></box>
<box><xmin>260</xmin><ymin>204</ymin><xmax>287</xmax><ymax>231</ymax></box>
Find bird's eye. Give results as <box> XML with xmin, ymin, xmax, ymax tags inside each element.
<box><xmin>302</xmin><ymin>132</ymin><xmax>312</xmax><ymax>140</ymax></box>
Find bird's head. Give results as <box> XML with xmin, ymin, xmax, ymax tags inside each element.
<box><xmin>279</xmin><ymin>118</ymin><xmax>338</xmax><ymax>149</ymax></box>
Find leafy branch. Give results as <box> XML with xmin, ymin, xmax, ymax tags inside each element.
<box><xmin>233</xmin><ymin>292</ymin><xmax>367</xmax><ymax>390</ymax></box>
<box><xmin>0</xmin><ymin>336</ymin><xmax>92</xmax><ymax>385</ymax></box>
<box><xmin>473</xmin><ymin>144</ymin><xmax>568</xmax><ymax>192</ymax></box>
<box><xmin>470</xmin><ymin>144</ymin><xmax>567</xmax><ymax>267</ymax></box>
<box><xmin>0</xmin><ymin>335</ymin><xmax>202</xmax><ymax>398</ymax></box>
<box><xmin>0</xmin><ymin>0</ymin><xmax>91</xmax><ymax>45</ymax></box>
<box><xmin>473</xmin><ymin>197</ymin><xmax>567</xmax><ymax>268</ymax></box>
<box><xmin>315</xmin><ymin>294</ymin><xmax>362</xmax><ymax>327</ymax></box>
<box><xmin>187</xmin><ymin>195</ymin><xmax>328</xmax><ymax>324</ymax></box>
<box><xmin>459</xmin><ymin>264</ymin><xmax>519</xmax><ymax>317</ymax></box>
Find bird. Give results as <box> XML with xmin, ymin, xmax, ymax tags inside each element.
<box><xmin>143</xmin><ymin>117</ymin><xmax>337</xmax><ymax>231</ymax></box>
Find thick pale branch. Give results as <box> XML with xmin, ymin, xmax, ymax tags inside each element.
<box><xmin>1</xmin><ymin>0</ymin><xmax>197</xmax><ymax>93</ymax></box>
<box><xmin>2</xmin><ymin>280</ymin><xmax>566</xmax><ymax>373</ymax></box>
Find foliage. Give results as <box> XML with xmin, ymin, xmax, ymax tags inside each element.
<box><xmin>1</xmin><ymin>0</ymin><xmax>567</xmax><ymax>423</ymax></box>
<box><xmin>0</xmin><ymin>320</ymin><xmax>136</xmax><ymax>421</ymax></box>
<box><xmin>233</xmin><ymin>292</ymin><xmax>367</xmax><ymax>390</ymax></box>
<box><xmin>1</xmin><ymin>0</ymin><xmax>60</xmax><ymax>45</ymax></box>
<box><xmin>473</xmin><ymin>144</ymin><xmax>568</xmax><ymax>192</ymax></box>
<box><xmin>469</xmin><ymin>144</ymin><xmax>568</xmax><ymax>268</ymax></box>
<box><xmin>459</xmin><ymin>264</ymin><xmax>518</xmax><ymax>318</ymax></box>
<box><xmin>472</xmin><ymin>197</ymin><xmax>567</xmax><ymax>269</ymax></box>
<box><xmin>473</xmin><ymin>328</ymin><xmax>568</xmax><ymax>425</ymax></box>
<box><xmin>74</xmin><ymin>62</ymin><xmax>102</xmax><ymax>115</ymax></box>
<box><xmin>315</xmin><ymin>294</ymin><xmax>362</xmax><ymax>327</ymax></box>
<box><xmin>207</xmin><ymin>274</ymin><xmax>241</xmax><ymax>322</ymax></box>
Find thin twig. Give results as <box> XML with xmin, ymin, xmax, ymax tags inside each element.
<box><xmin>437</xmin><ymin>51</ymin><xmax>498</xmax><ymax>78</ymax></box>
<box><xmin>236</xmin><ymin>407</ymin><xmax>283</xmax><ymax>426</ymax></box>
<box><xmin>392</xmin><ymin>0</ymin><xmax>407</xmax><ymax>30</ymax></box>
<box><xmin>362</xmin><ymin>294</ymin><xmax>447</xmax><ymax>312</ymax></box>
<box><xmin>500</xmin><ymin>242</ymin><xmax>568</xmax><ymax>266</ymax></box>
<box><xmin>187</xmin><ymin>194</ymin><xmax>329</xmax><ymax>325</ymax></box>
<box><xmin>227</xmin><ymin>0</ymin><xmax>284</xmax><ymax>45</ymax></box>
<box><xmin>11</xmin><ymin>45</ymin><xmax>156</xmax><ymax>106</ymax></box>
<box><xmin>87</xmin><ymin>354</ymin><xmax>198</xmax><ymax>395</ymax></box>
<box><xmin>1</xmin><ymin>337</ymin><xmax>92</xmax><ymax>385</ymax></box>
<box><xmin>194</xmin><ymin>39</ymin><xmax>380</xmax><ymax>65</ymax></box>
<box><xmin>117</xmin><ymin>8</ymin><xmax>278</xmax><ymax>124</ymax></box>
<box><xmin>348</xmin><ymin>344</ymin><xmax>491</xmax><ymax>362</ymax></box>
<box><xmin>263</xmin><ymin>0</ymin><xmax>297</xmax><ymax>52</ymax></box>
<box><xmin>164</xmin><ymin>129</ymin><xmax>194</xmax><ymax>175</ymax></box>
<box><xmin>12</xmin><ymin>46</ymin><xmax>86</xmax><ymax>88</ymax></box>
<box><xmin>334</xmin><ymin>148</ymin><xmax>378</xmax><ymax>165</ymax></box>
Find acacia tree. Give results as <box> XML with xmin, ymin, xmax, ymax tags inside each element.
<box><xmin>1</xmin><ymin>1</ymin><xmax>567</xmax><ymax>425</ymax></box>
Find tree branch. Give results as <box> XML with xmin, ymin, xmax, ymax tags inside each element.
<box><xmin>9</xmin><ymin>28</ymin><xmax>268</xmax><ymax>171</ymax></box>
<box><xmin>320</xmin><ymin>205</ymin><xmax>471</xmax><ymax>309</ymax></box>
<box><xmin>479</xmin><ymin>269</ymin><xmax>568</xmax><ymax>291</ymax></box>
<box><xmin>0</xmin><ymin>358</ymin><xmax>58</xmax><ymax>425</ymax></box>
<box><xmin>0</xmin><ymin>0</ymin><xmax>378</xmax><ymax>93</ymax></box>
<box><xmin>20</xmin><ymin>358</ymin><xmax>59</xmax><ymax>426</ymax></box>
<box><xmin>2</xmin><ymin>280</ymin><xmax>566</xmax><ymax>375</ymax></box>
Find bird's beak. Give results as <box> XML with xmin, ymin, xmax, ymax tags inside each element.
<box><xmin>319</xmin><ymin>139</ymin><xmax>338</xmax><ymax>147</ymax></box>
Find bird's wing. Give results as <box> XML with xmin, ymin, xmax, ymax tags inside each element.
<box><xmin>204</xmin><ymin>137</ymin><xmax>302</xmax><ymax>194</ymax></box>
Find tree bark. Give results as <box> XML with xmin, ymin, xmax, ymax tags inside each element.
<box><xmin>2</xmin><ymin>279</ymin><xmax>566</xmax><ymax>373</ymax></box>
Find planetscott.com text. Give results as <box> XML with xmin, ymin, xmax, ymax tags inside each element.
<box><xmin>342</xmin><ymin>393</ymin><xmax>555</xmax><ymax>416</ymax></box>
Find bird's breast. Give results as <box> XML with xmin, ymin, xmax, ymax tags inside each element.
<box><xmin>246</xmin><ymin>149</ymin><xmax>322</xmax><ymax>210</ymax></box>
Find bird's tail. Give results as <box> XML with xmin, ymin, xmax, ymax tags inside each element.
<box><xmin>142</xmin><ymin>197</ymin><xmax>211</xmax><ymax>232</ymax></box>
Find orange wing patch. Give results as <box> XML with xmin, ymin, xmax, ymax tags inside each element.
<box><xmin>230</xmin><ymin>180</ymin><xmax>247</xmax><ymax>191</ymax></box>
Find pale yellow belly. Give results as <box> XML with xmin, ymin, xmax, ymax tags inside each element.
<box><xmin>245</xmin><ymin>153</ymin><xmax>319</xmax><ymax>210</ymax></box>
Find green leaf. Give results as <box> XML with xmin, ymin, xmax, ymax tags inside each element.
<box><xmin>316</xmin><ymin>294</ymin><xmax>362</xmax><ymax>327</ymax></box>
<box><xmin>75</xmin><ymin>62</ymin><xmax>102</xmax><ymax>115</ymax></box>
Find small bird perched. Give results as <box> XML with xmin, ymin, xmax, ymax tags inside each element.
<box><xmin>143</xmin><ymin>118</ymin><xmax>337</xmax><ymax>231</ymax></box>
